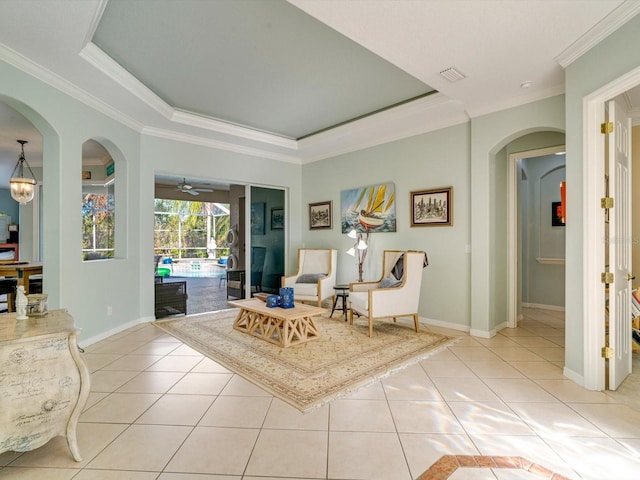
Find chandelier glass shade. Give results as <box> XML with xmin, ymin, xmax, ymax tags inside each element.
<box><xmin>10</xmin><ymin>140</ymin><xmax>37</xmax><ymax>205</ymax></box>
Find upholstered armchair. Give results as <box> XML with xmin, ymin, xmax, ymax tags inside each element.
<box><xmin>281</xmin><ymin>248</ymin><xmax>337</xmax><ymax>307</ymax></box>
<box><xmin>349</xmin><ymin>250</ymin><xmax>428</xmax><ymax>337</ymax></box>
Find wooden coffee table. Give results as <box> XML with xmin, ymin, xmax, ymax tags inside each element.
<box><xmin>228</xmin><ymin>298</ymin><xmax>325</xmax><ymax>348</ymax></box>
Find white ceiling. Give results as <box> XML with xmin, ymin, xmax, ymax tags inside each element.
<box><xmin>0</xmin><ymin>0</ymin><xmax>638</xmax><ymax>187</ymax></box>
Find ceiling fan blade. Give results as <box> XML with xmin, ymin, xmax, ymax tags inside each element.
<box><xmin>186</xmin><ymin>189</ymin><xmax>199</xmax><ymax>196</ymax></box>
<box><xmin>194</xmin><ymin>188</ymin><xmax>214</xmax><ymax>193</ymax></box>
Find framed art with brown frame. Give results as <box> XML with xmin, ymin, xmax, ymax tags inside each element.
<box><xmin>411</xmin><ymin>187</ymin><xmax>453</xmax><ymax>227</ymax></box>
<box><xmin>309</xmin><ymin>201</ymin><xmax>332</xmax><ymax>230</ymax></box>
<box><xmin>271</xmin><ymin>207</ymin><xmax>284</xmax><ymax>230</ymax></box>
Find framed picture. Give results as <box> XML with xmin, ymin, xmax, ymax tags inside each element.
<box><xmin>251</xmin><ymin>202</ymin><xmax>266</xmax><ymax>235</ymax></box>
<box><xmin>552</xmin><ymin>201</ymin><xmax>565</xmax><ymax>226</ymax></box>
<box><xmin>340</xmin><ymin>182</ymin><xmax>396</xmax><ymax>233</ymax></box>
<box><xmin>411</xmin><ymin>187</ymin><xmax>453</xmax><ymax>227</ymax></box>
<box><xmin>271</xmin><ymin>207</ymin><xmax>284</xmax><ymax>229</ymax></box>
<box><xmin>82</xmin><ymin>171</ymin><xmax>92</xmax><ymax>180</ymax></box>
<box><xmin>309</xmin><ymin>201</ymin><xmax>332</xmax><ymax>230</ymax></box>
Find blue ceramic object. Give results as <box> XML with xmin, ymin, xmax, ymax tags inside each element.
<box><xmin>266</xmin><ymin>294</ymin><xmax>280</xmax><ymax>308</ymax></box>
<box><xmin>279</xmin><ymin>287</ymin><xmax>295</xmax><ymax>308</ymax></box>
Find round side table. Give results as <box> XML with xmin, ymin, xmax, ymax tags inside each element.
<box><xmin>330</xmin><ymin>284</ymin><xmax>349</xmax><ymax>321</ymax></box>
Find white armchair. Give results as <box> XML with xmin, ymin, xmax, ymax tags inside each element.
<box><xmin>282</xmin><ymin>248</ymin><xmax>337</xmax><ymax>307</ymax></box>
<box><xmin>349</xmin><ymin>250</ymin><xmax>428</xmax><ymax>337</ymax></box>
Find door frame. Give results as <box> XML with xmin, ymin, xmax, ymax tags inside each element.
<box><xmin>507</xmin><ymin>146</ymin><xmax>566</xmax><ymax>328</ymax></box>
<box><xmin>245</xmin><ymin>184</ymin><xmax>288</xmax><ymax>298</ymax></box>
<box><xmin>583</xmin><ymin>65</ymin><xmax>640</xmax><ymax>390</ymax></box>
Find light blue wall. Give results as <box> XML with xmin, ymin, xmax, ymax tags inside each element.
<box><xmin>520</xmin><ymin>155</ymin><xmax>565</xmax><ymax>308</ymax></box>
<box><xmin>0</xmin><ymin>58</ymin><xmax>302</xmax><ymax>343</ymax></box>
<box><xmin>2</xmin><ymin>12</ymin><xmax>635</xmax><ymax>387</ymax></box>
<box><xmin>301</xmin><ymin>100</ymin><xmax>567</xmax><ymax>335</ymax></box>
<box><xmin>301</xmin><ymin>123</ymin><xmax>472</xmax><ymax>328</ymax></box>
<box><xmin>0</xmin><ymin>188</ymin><xmax>18</xmax><ymax>237</ymax></box>
<box><xmin>470</xmin><ymin>95</ymin><xmax>565</xmax><ymax>335</ymax></box>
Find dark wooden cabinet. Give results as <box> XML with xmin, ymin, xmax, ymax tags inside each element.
<box><xmin>155</xmin><ymin>281</ymin><xmax>187</xmax><ymax>318</ymax></box>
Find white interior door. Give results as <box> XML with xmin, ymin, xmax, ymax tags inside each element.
<box><xmin>607</xmin><ymin>97</ymin><xmax>633</xmax><ymax>390</ymax></box>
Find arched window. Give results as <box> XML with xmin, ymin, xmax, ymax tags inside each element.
<box><xmin>82</xmin><ymin>140</ymin><xmax>115</xmax><ymax>261</ymax></box>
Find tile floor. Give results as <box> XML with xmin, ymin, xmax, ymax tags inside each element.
<box><xmin>2</xmin><ymin>308</ymin><xmax>640</xmax><ymax>479</ymax></box>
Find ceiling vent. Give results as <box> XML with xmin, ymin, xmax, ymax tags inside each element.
<box><xmin>439</xmin><ymin>67</ymin><xmax>466</xmax><ymax>83</ymax></box>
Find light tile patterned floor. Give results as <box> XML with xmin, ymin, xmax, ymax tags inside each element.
<box><xmin>1</xmin><ymin>308</ymin><xmax>640</xmax><ymax>479</ymax></box>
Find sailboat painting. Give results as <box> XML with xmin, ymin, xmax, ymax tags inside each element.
<box><xmin>340</xmin><ymin>182</ymin><xmax>396</xmax><ymax>233</ymax></box>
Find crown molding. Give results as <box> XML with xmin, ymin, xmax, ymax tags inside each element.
<box><xmin>555</xmin><ymin>0</ymin><xmax>640</xmax><ymax>67</ymax></box>
<box><xmin>141</xmin><ymin>126</ymin><xmax>301</xmax><ymax>164</ymax></box>
<box><xmin>0</xmin><ymin>43</ymin><xmax>143</xmax><ymax>132</ymax></box>
<box><xmin>81</xmin><ymin>43</ymin><xmax>299</xmax><ymax>150</ymax></box>
<box><xmin>171</xmin><ymin>110</ymin><xmax>298</xmax><ymax>150</ymax></box>
<box><xmin>466</xmin><ymin>84</ymin><xmax>566</xmax><ymax>119</ymax></box>
<box><xmin>80</xmin><ymin>43</ymin><xmax>175</xmax><ymax>118</ymax></box>
<box><xmin>298</xmin><ymin>93</ymin><xmax>470</xmax><ymax>163</ymax></box>
<box><xmin>82</xmin><ymin>0</ymin><xmax>109</xmax><ymax>48</ymax></box>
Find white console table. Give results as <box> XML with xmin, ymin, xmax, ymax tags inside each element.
<box><xmin>0</xmin><ymin>309</ymin><xmax>90</xmax><ymax>461</ymax></box>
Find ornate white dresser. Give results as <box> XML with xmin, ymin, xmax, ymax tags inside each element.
<box><xmin>0</xmin><ymin>309</ymin><xmax>90</xmax><ymax>461</ymax></box>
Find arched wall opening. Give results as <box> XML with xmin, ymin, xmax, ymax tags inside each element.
<box><xmin>485</xmin><ymin>129</ymin><xmax>565</xmax><ymax>335</ymax></box>
<box><xmin>0</xmin><ymin>94</ymin><xmax>60</xmax><ymax>308</ymax></box>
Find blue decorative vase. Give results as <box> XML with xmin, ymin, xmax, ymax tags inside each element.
<box><xmin>266</xmin><ymin>294</ymin><xmax>280</xmax><ymax>308</ymax></box>
<box><xmin>279</xmin><ymin>287</ymin><xmax>295</xmax><ymax>308</ymax></box>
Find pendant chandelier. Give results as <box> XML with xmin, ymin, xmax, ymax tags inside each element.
<box><xmin>10</xmin><ymin>140</ymin><xmax>37</xmax><ymax>204</ymax></box>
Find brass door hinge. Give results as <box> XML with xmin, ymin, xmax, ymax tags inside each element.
<box><xmin>601</xmin><ymin>272</ymin><xmax>614</xmax><ymax>284</ymax></box>
<box><xmin>601</xmin><ymin>346</ymin><xmax>614</xmax><ymax>359</ymax></box>
<box><xmin>601</xmin><ymin>197</ymin><xmax>614</xmax><ymax>209</ymax></box>
<box><xmin>601</xmin><ymin>122</ymin><xmax>614</xmax><ymax>134</ymax></box>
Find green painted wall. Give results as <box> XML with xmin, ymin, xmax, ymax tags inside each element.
<box><xmin>0</xmin><ymin>58</ymin><xmax>302</xmax><ymax>343</ymax></box>
<box><xmin>565</xmin><ymin>14</ymin><xmax>640</xmax><ymax>380</ymax></box>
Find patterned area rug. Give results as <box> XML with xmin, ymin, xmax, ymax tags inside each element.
<box><xmin>154</xmin><ymin>308</ymin><xmax>454</xmax><ymax>412</ymax></box>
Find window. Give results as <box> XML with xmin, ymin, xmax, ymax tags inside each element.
<box><xmin>154</xmin><ymin>199</ymin><xmax>230</xmax><ymax>259</ymax></box>
<box><xmin>82</xmin><ymin>181</ymin><xmax>115</xmax><ymax>260</ymax></box>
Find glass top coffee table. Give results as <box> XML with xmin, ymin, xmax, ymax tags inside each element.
<box><xmin>228</xmin><ymin>298</ymin><xmax>326</xmax><ymax>348</ymax></box>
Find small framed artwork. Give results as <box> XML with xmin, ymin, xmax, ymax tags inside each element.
<box><xmin>411</xmin><ymin>187</ymin><xmax>453</xmax><ymax>227</ymax></box>
<box><xmin>251</xmin><ymin>202</ymin><xmax>266</xmax><ymax>235</ymax></box>
<box><xmin>309</xmin><ymin>201</ymin><xmax>332</xmax><ymax>230</ymax></box>
<box><xmin>271</xmin><ymin>207</ymin><xmax>284</xmax><ymax>230</ymax></box>
<box><xmin>82</xmin><ymin>171</ymin><xmax>92</xmax><ymax>180</ymax></box>
<box><xmin>552</xmin><ymin>201</ymin><xmax>565</xmax><ymax>226</ymax></box>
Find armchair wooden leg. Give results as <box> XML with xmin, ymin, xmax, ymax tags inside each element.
<box><xmin>349</xmin><ymin>309</ymin><xmax>354</xmax><ymax>325</ymax></box>
<box><xmin>369</xmin><ymin>313</ymin><xmax>373</xmax><ymax>338</ymax></box>
<box><xmin>413</xmin><ymin>314</ymin><xmax>419</xmax><ymax>333</ymax></box>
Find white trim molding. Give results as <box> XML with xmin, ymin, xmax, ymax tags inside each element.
<box><xmin>522</xmin><ymin>302</ymin><xmax>565</xmax><ymax>312</ymax></box>
<box><xmin>536</xmin><ymin>257</ymin><xmax>566</xmax><ymax>265</ymax></box>
<box><xmin>555</xmin><ymin>0</ymin><xmax>640</xmax><ymax>67</ymax></box>
<box><xmin>582</xmin><ymin>64</ymin><xmax>640</xmax><ymax>391</ymax></box>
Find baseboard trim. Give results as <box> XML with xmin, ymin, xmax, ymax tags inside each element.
<box><xmin>419</xmin><ymin>316</ymin><xmax>470</xmax><ymax>333</ymax></box>
<box><xmin>493</xmin><ymin>321</ymin><xmax>509</xmax><ymax>333</ymax></box>
<box><xmin>80</xmin><ymin>316</ymin><xmax>152</xmax><ymax>348</ymax></box>
<box><xmin>522</xmin><ymin>302</ymin><xmax>565</xmax><ymax>312</ymax></box>
<box><xmin>469</xmin><ymin>328</ymin><xmax>492</xmax><ymax>339</ymax></box>
<box><xmin>562</xmin><ymin>366</ymin><xmax>585</xmax><ymax>387</ymax></box>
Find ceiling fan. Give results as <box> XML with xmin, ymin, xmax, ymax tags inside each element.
<box><xmin>175</xmin><ymin>178</ymin><xmax>214</xmax><ymax>196</ymax></box>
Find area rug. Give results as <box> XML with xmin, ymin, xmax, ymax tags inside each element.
<box><xmin>153</xmin><ymin>308</ymin><xmax>454</xmax><ymax>412</ymax></box>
